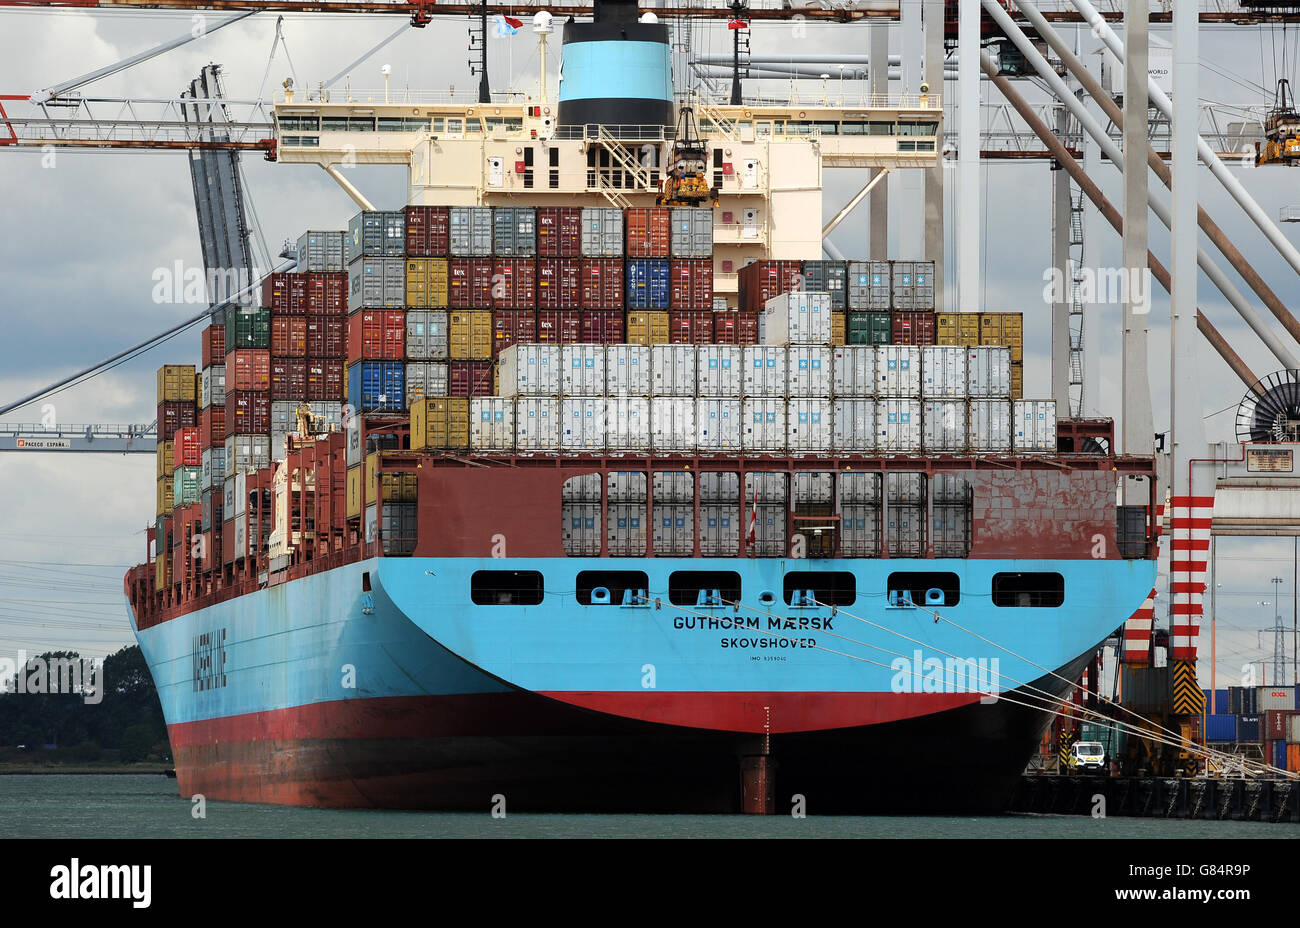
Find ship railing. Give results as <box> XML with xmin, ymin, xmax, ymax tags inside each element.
<box><xmin>274</xmin><ymin>89</ymin><xmax>523</xmax><ymax>106</ymax></box>
<box><xmin>698</xmin><ymin>91</ymin><xmax>942</xmax><ymax>111</ymax></box>
<box><xmin>553</xmin><ymin>124</ymin><xmax>672</xmax><ymax>142</ymax></box>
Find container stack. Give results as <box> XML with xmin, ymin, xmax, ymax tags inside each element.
<box><xmin>155</xmin><ymin>364</ymin><xmax>197</xmax><ymax>591</ymax></box>
<box><xmin>1204</xmin><ymin>684</ymin><xmax>1300</xmax><ymax>771</ymax></box>
<box><xmin>414</xmin><ymin>288</ymin><xmax>1053</xmax><ymax>457</ymax></box>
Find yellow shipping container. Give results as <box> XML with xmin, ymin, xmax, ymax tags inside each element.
<box><xmin>1010</xmin><ymin>363</ymin><xmax>1024</xmax><ymax>400</ymax></box>
<box><xmin>626</xmin><ymin>311</ymin><xmax>670</xmax><ymax>346</ymax></box>
<box><xmin>154</xmin><ymin>554</ymin><xmax>169</xmax><ymax>593</ymax></box>
<box><xmin>957</xmin><ymin>313</ymin><xmax>981</xmax><ymax>346</ymax></box>
<box><xmin>936</xmin><ymin>313</ymin><xmax>958</xmax><ymax>346</ymax></box>
<box><xmin>157</xmin><ymin>364</ymin><xmax>197</xmax><ymax>403</ymax></box>
<box><xmin>449</xmin><ymin>311</ymin><xmax>493</xmax><ymax>360</ymax></box>
<box><xmin>157</xmin><ymin>440</ymin><xmax>175</xmax><ymax>479</ymax></box>
<box><xmin>406</xmin><ymin>257</ymin><xmax>450</xmax><ymax>308</ymax></box>
<box><xmin>411</xmin><ymin>396</ymin><xmax>470</xmax><ymax>451</ymax></box>
<box><xmin>346</xmin><ymin>465</ymin><xmax>363</xmax><ymax>518</ymax></box>
<box><xmin>831</xmin><ymin>312</ymin><xmax>846</xmax><ymax>346</ymax></box>
<box><xmin>157</xmin><ymin>476</ymin><xmax>174</xmax><ymax>516</ymax></box>
<box><xmin>365</xmin><ymin>451</ymin><xmax>379</xmax><ymax>506</ymax></box>
<box><xmin>381</xmin><ymin>473</ymin><xmax>419</xmax><ymax>502</ymax></box>
<box><xmin>999</xmin><ymin>312</ymin><xmax>1023</xmax><ymax>339</ymax></box>
<box><xmin>978</xmin><ymin>313</ymin><xmax>1002</xmax><ymax>345</ymax></box>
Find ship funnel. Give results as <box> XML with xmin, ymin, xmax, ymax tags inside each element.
<box><xmin>557</xmin><ymin>0</ymin><xmax>673</xmax><ymax>137</ymax></box>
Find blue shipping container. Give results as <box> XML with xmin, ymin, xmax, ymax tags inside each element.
<box><xmin>1205</xmin><ymin>714</ymin><xmax>1236</xmax><ymax>743</ymax></box>
<box><xmin>348</xmin><ymin>361</ymin><xmax>405</xmax><ymax>413</ymax></box>
<box><xmin>1274</xmin><ymin>740</ymin><xmax>1287</xmax><ymax>769</ymax></box>
<box><xmin>1236</xmin><ymin>714</ymin><xmax>1261</xmax><ymax>743</ymax></box>
<box><xmin>626</xmin><ymin>259</ymin><xmax>671</xmax><ymax>310</ymax></box>
<box><xmin>1228</xmin><ymin>685</ymin><xmax>1258</xmax><ymax>715</ymax></box>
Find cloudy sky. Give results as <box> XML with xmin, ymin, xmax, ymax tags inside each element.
<box><xmin>0</xmin><ymin>7</ymin><xmax>1298</xmax><ymax>696</ymax></box>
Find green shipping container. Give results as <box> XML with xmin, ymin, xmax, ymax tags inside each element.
<box><xmin>228</xmin><ymin>307</ymin><xmax>271</xmax><ymax>349</ymax></box>
<box><xmin>847</xmin><ymin>311</ymin><xmax>892</xmax><ymax>346</ymax></box>
<box><xmin>172</xmin><ymin>465</ymin><xmax>203</xmax><ymax>507</ymax></box>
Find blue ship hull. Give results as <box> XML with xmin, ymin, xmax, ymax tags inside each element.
<box><xmin>128</xmin><ymin>554</ymin><xmax>1154</xmax><ymax>811</ymax></box>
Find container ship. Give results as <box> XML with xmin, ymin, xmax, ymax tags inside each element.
<box><xmin>124</xmin><ymin>0</ymin><xmax>1159</xmax><ymax>813</ymax></box>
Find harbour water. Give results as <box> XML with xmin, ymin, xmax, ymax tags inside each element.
<box><xmin>4</xmin><ymin>775</ymin><xmax>1293</xmax><ymax>838</ymax></box>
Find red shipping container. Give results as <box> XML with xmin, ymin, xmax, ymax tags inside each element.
<box><xmin>492</xmin><ymin>257</ymin><xmax>537</xmax><ymax>309</ymax></box>
<box><xmin>449</xmin><ymin>361</ymin><xmax>495</xmax><ymax>398</ymax></box>
<box><xmin>286</xmin><ymin>274</ymin><xmax>308</xmax><ymax>315</ymax></box>
<box><xmin>270</xmin><ymin>358</ymin><xmax>307</xmax><ymax>400</ymax></box>
<box><xmin>580</xmin><ymin>309</ymin><xmax>625</xmax><ymax>344</ymax></box>
<box><xmin>306</xmin><ymin>359</ymin><xmax>345</xmax><ymax>401</ymax></box>
<box><xmin>225</xmin><ymin>349</ymin><xmax>271</xmax><ymax>391</ymax></box>
<box><xmin>624</xmin><ymin>207</ymin><xmax>671</xmax><ymax>258</ymax></box>
<box><xmin>322</xmin><ymin>272</ymin><xmax>347</xmax><ymax>314</ymax></box>
<box><xmin>172</xmin><ymin>426</ymin><xmax>201</xmax><ymax>468</ymax></box>
<box><xmin>536</xmin><ymin>257</ymin><xmax>581</xmax><ymax>310</ymax></box>
<box><xmin>271</xmin><ymin>315</ymin><xmax>307</xmax><ymax>357</ymax></box>
<box><xmin>306</xmin><ymin>314</ymin><xmax>346</xmax><ymax>358</ymax></box>
<box><xmin>580</xmin><ymin>258</ymin><xmax>624</xmax><ymax>310</ymax></box>
<box><xmin>536</xmin><ymin>310</ymin><xmax>582</xmax><ymax>345</ymax></box>
<box><xmin>449</xmin><ymin>258</ymin><xmax>494</xmax><ymax>309</ymax></box>
<box><xmin>261</xmin><ymin>272</ymin><xmax>288</xmax><ymax>311</ymax></box>
<box><xmin>738</xmin><ymin>260</ymin><xmax>802</xmax><ymax>313</ymax></box>
<box><xmin>304</xmin><ymin>273</ymin><xmax>329</xmax><ymax>313</ymax></box>
<box><xmin>199</xmin><ymin>404</ymin><xmax>226</xmax><ymax>450</ymax></box>
<box><xmin>226</xmin><ymin>390</ymin><xmax>271</xmax><ymax>437</ymax></box>
<box><xmin>536</xmin><ymin>206</ymin><xmax>582</xmax><ymax>257</ymax></box>
<box><xmin>405</xmin><ymin>205</ymin><xmax>450</xmax><ymax>257</ymax></box>
<box><xmin>713</xmin><ymin>310</ymin><xmax>759</xmax><ymax>345</ymax></box>
<box><xmin>891</xmin><ymin>311</ymin><xmax>937</xmax><ymax>346</ymax></box>
<box><xmin>669</xmin><ymin>311</ymin><xmax>714</xmax><ymax>344</ymax></box>
<box><xmin>1264</xmin><ymin>709</ymin><xmax>1298</xmax><ymax>740</ymax></box>
<box><xmin>201</xmin><ymin>324</ymin><xmax>226</xmax><ymax>369</ymax></box>
<box><xmin>492</xmin><ymin>310</ymin><xmax>538</xmax><ymax>357</ymax></box>
<box><xmin>670</xmin><ymin>258</ymin><xmax>714</xmax><ymax>310</ymax></box>
<box><xmin>347</xmin><ymin>310</ymin><xmax>406</xmax><ymax>362</ymax></box>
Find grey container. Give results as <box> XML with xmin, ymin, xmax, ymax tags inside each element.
<box><xmin>405</xmin><ymin>361</ymin><xmax>449</xmax><ymax>408</ymax></box>
<box><xmin>606</xmin><ymin>503</ymin><xmax>647</xmax><ymax>556</ymax></box>
<box><xmin>887</xmin><ymin>472</ymin><xmax>925</xmax><ymax>504</ymax></box>
<box><xmin>700</xmin><ymin>471</ymin><xmax>740</xmax><ymax>501</ymax></box>
<box><xmin>607</xmin><ymin>471</ymin><xmax>647</xmax><ymax>502</ymax></box>
<box><xmin>841</xmin><ymin>504</ymin><xmax>881</xmax><ymax>557</ymax></box>
<box><xmin>406</xmin><ymin>310</ymin><xmax>449</xmax><ymax>361</ymax></box>
<box><xmin>921</xmin><ymin>399</ymin><xmax>969</xmax><ymax>453</ymax></box>
<box><xmin>932</xmin><ymin>503</ymin><xmax>971</xmax><ymax>557</ymax></box>
<box><xmin>792</xmin><ymin>472</ymin><xmax>833</xmax><ymax>505</ymax></box>
<box><xmin>968</xmin><ymin>399</ymin><xmax>1013</xmax><ymax>452</ymax></box>
<box><xmin>892</xmin><ymin>260</ymin><xmax>935</xmax><ymax>311</ymax></box>
<box><xmin>966</xmin><ymin>346</ymin><xmax>1012</xmax><ymax>398</ymax></box>
<box><xmin>832</xmin><ymin>398</ymin><xmax>876</xmax><ymax>452</ymax></box>
<box><xmin>832</xmin><ymin>347</ymin><xmax>876</xmax><ymax>398</ymax></box>
<box><xmin>801</xmin><ymin>260</ymin><xmax>847</xmax><ymax>310</ymax></box>
<box><xmin>380</xmin><ymin>501</ymin><xmax>419</xmax><ymax>555</ymax></box>
<box><xmin>670</xmin><ymin>207</ymin><xmax>713</xmax><ymax>258</ymax></box>
<box><xmin>562</xmin><ymin>502</ymin><xmax>601</xmax><ymax>555</ymax></box>
<box><xmin>1117</xmin><ymin>504</ymin><xmax>1147</xmax><ymax>558</ymax></box>
<box><xmin>654</xmin><ymin>504</ymin><xmax>695</xmax><ymax>555</ymax></box>
<box><xmin>348</xmin><ymin>257</ymin><xmax>406</xmax><ymax>311</ymax></box>
<box><xmin>887</xmin><ymin>504</ymin><xmax>925</xmax><ymax>557</ymax></box>
<box><xmin>581</xmin><ymin>207</ymin><xmax>624</xmax><ymax>257</ymax></box>
<box><xmin>839</xmin><ymin>472</ymin><xmax>881</xmax><ymax>505</ymax></box>
<box><xmin>493</xmin><ymin>206</ymin><xmax>537</xmax><ymax>256</ymax></box>
<box><xmin>651</xmin><ymin>345</ymin><xmax>697</xmax><ymax>395</ymax></box>
<box><xmin>346</xmin><ymin>211</ymin><xmax>405</xmax><ymax>264</ymax></box>
<box><xmin>847</xmin><ymin>260</ymin><xmax>892</xmax><ymax>311</ymax></box>
<box><xmin>700</xmin><ymin>503</ymin><xmax>739</xmax><ymax>556</ymax></box>
<box><xmin>449</xmin><ymin>206</ymin><xmax>493</xmax><ymax>256</ymax></box>
<box><xmin>744</xmin><ymin>472</ymin><xmax>788</xmax><ymax>504</ymax></box>
<box><xmin>1013</xmin><ymin>400</ymin><xmax>1058</xmax><ymax>452</ymax></box>
<box><xmin>751</xmin><ymin>504</ymin><xmax>787</xmax><ymax>557</ymax></box>
<box><xmin>297</xmin><ymin>230</ymin><xmax>345</xmax><ymax>272</ymax></box>
<box><xmin>931</xmin><ymin>473</ymin><xmax>970</xmax><ymax>504</ymax></box>
<box><xmin>201</xmin><ymin>447</ymin><xmax>225</xmax><ymax>492</ymax></box>
<box><xmin>653</xmin><ymin>472</ymin><xmax>695</xmax><ymax>503</ymax></box>
<box><xmin>562</xmin><ymin>473</ymin><xmax>603</xmax><ymax>501</ymax></box>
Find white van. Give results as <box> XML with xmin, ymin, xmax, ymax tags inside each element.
<box><xmin>1071</xmin><ymin>741</ymin><xmax>1107</xmax><ymax>771</ymax></box>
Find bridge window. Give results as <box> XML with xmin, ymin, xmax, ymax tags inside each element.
<box><xmin>321</xmin><ymin>116</ymin><xmax>349</xmax><ymax>132</ymax></box>
<box><xmin>470</xmin><ymin>570</ymin><xmax>544</xmax><ymax>605</ymax></box>
<box><xmin>577</xmin><ymin>570</ymin><xmax>649</xmax><ymax>606</ymax></box>
<box><xmin>669</xmin><ymin>570</ymin><xmax>741</xmax><ymax>607</ymax></box>
<box><xmin>812</xmin><ymin>121</ymin><xmax>839</xmax><ymax>135</ymax></box>
<box><xmin>888</xmin><ymin>571</ymin><xmax>960</xmax><ymax>607</ymax></box>
<box><xmin>992</xmin><ymin>572</ymin><xmax>1064</xmax><ymax>608</ymax></box>
<box><xmin>348</xmin><ymin>117</ymin><xmax>376</xmax><ymax>132</ymax></box>
<box><xmin>278</xmin><ymin>116</ymin><xmax>319</xmax><ymax>132</ymax></box>
<box><xmin>898</xmin><ymin>120</ymin><xmax>939</xmax><ymax>136</ymax></box>
<box><xmin>782</xmin><ymin>572</ymin><xmax>856</xmax><ymax>606</ymax></box>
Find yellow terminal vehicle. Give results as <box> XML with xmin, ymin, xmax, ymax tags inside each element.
<box><xmin>657</xmin><ymin>106</ymin><xmax>719</xmax><ymax>207</ymax></box>
<box><xmin>1257</xmin><ymin>79</ymin><xmax>1300</xmax><ymax>166</ymax></box>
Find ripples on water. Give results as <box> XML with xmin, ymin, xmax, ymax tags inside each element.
<box><xmin>2</xmin><ymin>775</ymin><xmax>1290</xmax><ymax>838</ymax></box>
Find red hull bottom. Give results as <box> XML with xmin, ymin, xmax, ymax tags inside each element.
<box><xmin>166</xmin><ymin>673</ymin><xmax>1075</xmax><ymax>813</ymax></box>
